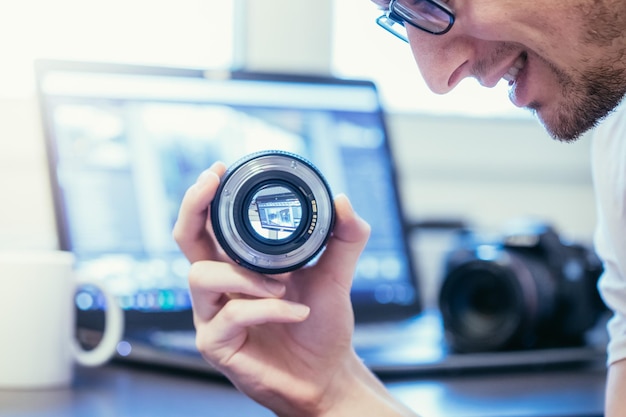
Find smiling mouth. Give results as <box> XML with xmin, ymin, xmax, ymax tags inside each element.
<box><xmin>502</xmin><ymin>53</ymin><xmax>527</xmax><ymax>85</ymax></box>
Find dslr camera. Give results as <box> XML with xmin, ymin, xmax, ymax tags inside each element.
<box><xmin>438</xmin><ymin>220</ymin><xmax>605</xmax><ymax>353</ymax></box>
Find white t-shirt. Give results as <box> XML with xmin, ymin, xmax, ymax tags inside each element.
<box><xmin>592</xmin><ymin>98</ymin><xmax>626</xmax><ymax>366</ymax></box>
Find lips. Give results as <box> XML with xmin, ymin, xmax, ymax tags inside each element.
<box><xmin>472</xmin><ymin>51</ymin><xmax>528</xmax><ymax>89</ymax></box>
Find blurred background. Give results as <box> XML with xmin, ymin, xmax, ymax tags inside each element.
<box><xmin>0</xmin><ymin>0</ymin><xmax>595</xmax><ymax>308</ymax></box>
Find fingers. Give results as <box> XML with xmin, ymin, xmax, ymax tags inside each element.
<box><xmin>190</xmin><ymin>262</ymin><xmax>310</xmax><ymax>367</ymax></box>
<box><xmin>203</xmin><ymin>298</ymin><xmax>310</xmax><ymax>345</ymax></box>
<box><xmin>314</xmin><ymin>194</ymin><xmax>371</xmax><ymax>281</ymax></box>
<box><xmin>173</xmin><ymin>162</ymin><xmax>227</xmax><ymax>263</ymax></box>
<box><xmin>189</xmin><ymin>261</ymin><xmax>288</xmax><ymax>322</ymax></box>
<box><xmin>186</xmin><ymin>192</ymin><xmax>368</xmax><ymax>322</ymax></box>
<box><xmin>195</xmin><ymin>296</ymin><xmax>310</xmax><ymax>369</ymax></box>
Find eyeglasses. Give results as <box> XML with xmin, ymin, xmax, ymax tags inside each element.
<box><xmin>376</xmin><ymin>0</ymin><xmax>455</xmax><ymax>42</ymax></box>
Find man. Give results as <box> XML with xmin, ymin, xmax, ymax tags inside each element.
<box><xmin>173</xmin><ymin>0</ymin><xmax>626</xmax><ymax>415</ymax></box>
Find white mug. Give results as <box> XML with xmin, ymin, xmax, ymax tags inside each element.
<box><xmin>0</xmin><ymin>251</ymin><xmax>124</xmax><ymax>389</ymax></box>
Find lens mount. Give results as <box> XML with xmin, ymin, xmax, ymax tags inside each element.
<box><xmin>211</xmin><ymin>150</ymin><xmax>335</xmax><ymax>274</ymax></box>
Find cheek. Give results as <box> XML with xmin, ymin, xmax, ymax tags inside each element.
<box><xmin>453</xmin><ymin>1</ymin><xmax>505</xmax><ymax>38</ymax></box>
<box><xmin>461</xmin><ymin>13</ymin><xmax>517</xmax><ymax>42</ymax></box>
<box><xmin>459</xmin><ymin>1</ymin><xmax>546</xmax><ymax>44</ymax></box>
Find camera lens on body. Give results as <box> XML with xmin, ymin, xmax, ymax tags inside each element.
<box><xmin>439</xmin><ymin>253</ymin><xmax>556</xmax><ymax>353</ymax></box>
<box><xmin>210</xmin><ymin>150</ymin><xmax>335</xmax><ymax>274</ymax></box>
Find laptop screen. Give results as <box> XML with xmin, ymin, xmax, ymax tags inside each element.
<box><xmin>35</xmin><ymin>60</ymin><xmax>421</xmax><ymax>328</ymax></box>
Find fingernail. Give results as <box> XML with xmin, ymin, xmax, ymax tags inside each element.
<box><xmin>263</xmin><ymin>278</ymin><xmax>285</xmax><ymax>295</ymax></box>
<box><xmin>289</xmin><ymin>303</ymin><xmax>310</xmax><ymax>319</ymax></box>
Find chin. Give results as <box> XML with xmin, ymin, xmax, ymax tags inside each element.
<box><xmin>534</xmin><ymin>109</ymin><xmax>589</xmax><ymax>143</ymax></box>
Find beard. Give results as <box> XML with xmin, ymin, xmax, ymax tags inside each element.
<box><xmin>530</xmin><ymin>1</ymin><xmax>626</xmax><ymax>142</ymax></box>
<box><xmin>531</xmin><ymin>60</ymin><xmax>626</xmax><ymax>143</ymax></box>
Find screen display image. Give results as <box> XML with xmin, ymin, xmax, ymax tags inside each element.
<box><xmin>36</xmin><ymin>61</ymin><xmax>420</xmax><ymax>323</ymax></box>
<box><xmin>254</xmin><ymin>189</ymin><xmax>302</xmax><ymax>236</ymax></box>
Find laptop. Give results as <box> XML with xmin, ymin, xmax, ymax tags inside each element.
<box><xmin>35</xmin><ymin>59</ymin><xmax>607</xmax><ymax>377</ymax></box>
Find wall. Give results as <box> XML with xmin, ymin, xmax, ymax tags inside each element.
<box><xmin>389</xmin><ymin>113</ymin><xmax>595</xmax><ymax>241</ymax></box>
<box><xmin>0</xmin><ymin>0</ymin><xmax>596</xmax><ymax>254</ymax></box>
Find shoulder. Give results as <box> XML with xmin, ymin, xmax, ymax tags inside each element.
<box><xmin>592</xmin><ymin>99</ymin><xmax>626</xmax><ymax>178</ymax></box>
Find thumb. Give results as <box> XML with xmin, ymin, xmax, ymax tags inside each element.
<box><xmin>314</xmin><ymin>194</ymin><xmax>371</xmax><ymax>279</ymax></box>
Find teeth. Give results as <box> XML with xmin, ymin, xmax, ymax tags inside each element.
<box><xmin>502</xmin><ymin>67</ymin><xmax>519</xmax><ymax>84</ymax></box>
<box><xmin>503</xmin><ymin>55</ymin><xmax>526</xmax><ymax>85</ymax></box>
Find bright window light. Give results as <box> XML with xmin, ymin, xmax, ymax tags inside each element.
<box><xmin>332</xmin><ymin>0</ymin><xmax>530</xmax><ymax>118</ymax></box>
<box><xmin>0</xmin><ymin>0</ymin><xmax>234</xmax><ymax>97</ymax></box>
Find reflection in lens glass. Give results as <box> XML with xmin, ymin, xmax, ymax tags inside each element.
<box><xmin>396</xmin><ymin>0</ymin><xmax>450</xmax><ymax>33</ymax></box>
<box><xmin>248</xmin><ymin>185</ymin><xmax>302</xmax><ymax>240</ymax></box>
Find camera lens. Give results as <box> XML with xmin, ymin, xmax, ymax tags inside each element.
<box><xmin>439</xmin><ymin>261</ymin><xmax>524</xmax><ymax>352</ymax></box>
<box><xmin>439</xmin><ymin>253</ymin><xmax>557</xmax><ymax>352</ymax></box>
<box><xmin>211</xmin><ymin>150</ymin><xmax>335</xmax><ymax>274</ymax></box>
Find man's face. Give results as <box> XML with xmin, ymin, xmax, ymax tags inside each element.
<box><xmin>376</xmin><ymin>0</ymin><xmax>626</xmax><ymax>141</ymax></box>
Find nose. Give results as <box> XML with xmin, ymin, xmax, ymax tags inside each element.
<box><xmin>406</xmin><ymin>25</ymin><xmax>473</xmax><ymax>94</ymax></box>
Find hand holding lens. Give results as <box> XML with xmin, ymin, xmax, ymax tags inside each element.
<box><xmin>210</xmin><ymin>150</ymin><xmax>335</xmax><ymax>274</ymax></box>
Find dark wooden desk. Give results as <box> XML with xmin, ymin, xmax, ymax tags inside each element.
<box><xmin>0</xmin><ymin>362</ymin><xmax>606</xmax><ymax>417</ymax></box>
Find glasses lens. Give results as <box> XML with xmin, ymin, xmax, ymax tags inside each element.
<box><xmin>394</xmin><ymin>0</ymin><xmax>452</xmax><ymax>34</ymax></box>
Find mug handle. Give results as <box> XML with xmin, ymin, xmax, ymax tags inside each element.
<box><xmin>72</xmin><ymin>277</ymin><xmax>125</xmax><ymax>366</ymax></box>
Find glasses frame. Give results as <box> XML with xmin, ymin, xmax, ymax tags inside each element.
<box><xmin>376</xmin><ymin>0</ymin><xmax>455</xmax><ymax>42</ymax></box>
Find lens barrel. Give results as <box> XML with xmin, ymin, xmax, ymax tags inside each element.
<box><xmin>211</xmin><ymin>150</ymin><xmax>335</xmax><ymax>274</ymax></box>
<box><xmin>439</xmin><ymin>251</ymin><xmax>557</xmax><ymax>352</ymax></box>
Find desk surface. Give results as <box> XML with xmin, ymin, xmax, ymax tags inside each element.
<box><xmin>0</xmin><ymin>362</ymin><xmax>606</xmax><ymax>417</ymax></box>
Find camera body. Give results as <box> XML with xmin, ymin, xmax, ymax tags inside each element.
<box><xmin>438</xmin><ymin>221</ymin><xmax>604</xmax><ymax>353</ymax></box>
